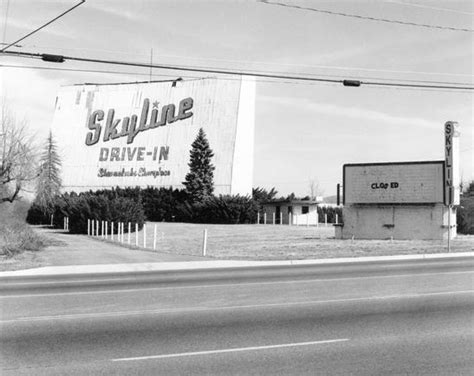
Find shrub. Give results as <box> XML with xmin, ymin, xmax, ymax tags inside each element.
<box><xmin>317</xmin><ymin>206</ymin><xmax>343</xmax><ymax>224</ymax></box>
<box><xmin>26</xmin><ymin>201</ymin><xmax>51</xmax><ymax>225</ymax></box>
<box><xmin>180</xmin><ymin>195</ymin><xmax>258</xmax><ymax>224</ymax></box>
<box><xmin>1</xmin><ymin>200</ymin><xmax>47</xmax><ymax>257</ymax></box>
<box><xmin>457</xmin><ymin>194</ymin><xmax>474</xmax><ymax>235</ymax></box>
<box><xmin>48</xmin><ymin>192</ymin><xmax>145</xmax><ymax>234</ymax></box>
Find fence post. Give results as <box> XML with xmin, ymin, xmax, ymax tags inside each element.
<box><xmin>96</xmin><ymin>220</ymin><xmax>99</xmax><ymax>237</ymax></box>
<box><xmin>67</xmin><ymin>217</ymin><xmax>69</xmax><ymax>231</ymax></box>
<box><xmin>202</xmin><ymin>228</ymin><xmax>208</xmax><ymax>256</ymax></box>
<box><xmin>121</xmin><ymin>223</ymin><xmax>124</xmax><ymax>243</ymax></box>
<box><xmin>111</xmin><ymin>222</ymin><xmax>114</xmax><ymax>241</ymax></box>
<box><xmin>105</xmin><ymin>221</ymin><xmax>108</xmax><ymax>240</ymax></box>
<box><xmin>280</xmin><ymin>212</ymin><xmax>283</xmax><ymax>225</ymax></box>
<box><xmin>128</xmin><ymin>222</ymin><xmax>131</xmax><ymax>245</ymax></box>
<box><xmin>257</xmin><ymin>212</ymin><xmax>260</xmax><ymax>224</ymax></box>
<box><xmin>272</xmin><ymin>212</ymin><xmax>275</xmax><ymax>225</ymax></box>
<box><xmin>289</xmin><ymin>213</ymin><xmax>292</xmax><ymax>226</ymax></box>
<box><xmin>264</xmin><ymin>213</ymin><xmax>267</xmax><ymax>225</ymax></box>
<box><xmin>135</xmin><ymin>223</ymin><xmax>139</xmax><ymax>247</ymax></box>
<box><xmin>336</xmin><ymin>214</ymin><xmax>338</xmax><ymax>225</ymax></box>
<box><xmin>50</xmin><ymin>214</ymin><xmax>54</xmax><ymax>227</ymax></box>
<box><xmin>143</xmin><ymin>224</ymin><xmax>147</xmax><ymax>249</ymax></box>
<box><xmin>87</xmin><ymin>219</ymin><xmax>90</xmax><ymax>236</ymax></box>
<box><xmin>153</xmin><ymin>224</ymin><xmax>157</xmax><ymax>250</ymax></box>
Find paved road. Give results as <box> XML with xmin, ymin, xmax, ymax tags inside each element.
<box><xmin>1</xmin><ymin>257</ymin><xmax>473</xmax><ymax>375</ymax></box>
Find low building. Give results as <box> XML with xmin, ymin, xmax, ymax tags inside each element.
<box><xmin>261</xmin><ymin>199</ymin><xmax>320</xmax><ymax>225</ymax></box>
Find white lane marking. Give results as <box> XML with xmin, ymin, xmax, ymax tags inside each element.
<box><xmin>2</xmin><ymin>290</ymin><xmax>473</xmax><ymax>324</ymax></box>
<box><xmin>4</xmin><ymin>260</ymin><xmax>472</xmax><ymax>286</ymax></box>
<box><xmin>111</xmin><ymin>338</ymin><xmax>350</xmax><ymax>362</ymax></box>
<box><xmin>1</xmin><ymin>270</ymin><xmax>473</xmax><ymax>299</ymax></box>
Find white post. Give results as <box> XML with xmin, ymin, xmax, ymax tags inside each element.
<box><xmin>264</xmin><ymin>213</ymin><xmax>267</xmax><ymax>225</ymax></box>
<box><xmin>102</xmin><ymin>221</ymin><xmax>105</xmax><ymax>238</ymax></box>
<box><xmin>257</xmin><ymin>212</ymin><xmax>260</xmax><ymax>224</ymax></box>
<box><xmin>325</xmin><ymin>214</ymin><xmax>328</xmax><ymax>227</ymax></box>
<box><xmin>135</xmin><ymin>223</ymin><xmax>139</xmax><ymax>246</ymax></box>
<box><xmin>128</xmin><ymin>222</ymin><xmax>131</xmax><ymax>245</ymax></box>
<box><xmin>67</xmin><ymin>217</ymin><xmax>69</xmax><ymax>231</ymax></box>
<box><xmin>87</xmin><ymin>219</ymin><xmax>90</xmax><ymax>236</ymax></box>
<box><xmin>273</xmin><ymin>213</ymin><xmax>275</xmax><ymax>225</ymax></box>
<box><xmin>143</xmin><ymin>224</ymin><xmax>147</xmax><ymax>249</ymax></box>
<box><xmin>336</xmin><ymin>214</ymin><xmax>339</xmax><ymax>225</ymax></box>
<box><xmin>121</xmin><ymin>223</ymin><xmax>124</xmax><ymax>243</ymax></box>
<box><xmin>153</xmin><ymin>224</ymin><xmax>157</xmax><ymax>250</ymax></box>
<box><xmin>111</xmin><ymin>222</ymin><xmax>114</xmax><ymax>241</ymax></box>
<box><xmin>202</xmin><ymin>228</ymin><xmax>208</xmax><ymax>256</ymax></box>
<box><xmin>96</xmin><ymin>220</ymin><xmax>99</xmax><ymax>237</ymax></box>
<box><xmin>280</xmin><ymin>212</ymin><xmax>283</xmax><ymax>225</ymax></box>
<box><xmin>105</xmin><ymin>221</ymin><xmax>108</xmax><ymax>240</ymax></box>
<box><xmin>50</xmin><ymin>214</ymin><xmax>54</xmax><ymax>227</ymax></box>
<box><xmin>289</xmin><ymin>213</ymin><xmax>292</xmax><ymax>226</ymax></box>
<box><xmin>447</xmin><ymin>205</ymin><xmax>451</xmax><ymax>253</ymax></box>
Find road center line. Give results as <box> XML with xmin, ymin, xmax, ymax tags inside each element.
<box><xmin>111</xmin><ymin>338</ymin><xmax>350</xmax><ymax>362</ymax></box>
<box><xmin>1</xmin><ymin>270</ymin><xmax>473</xmax><ymax>299</ymax></box>
<box><xmin>2</xmin><ymin>290</ymin><xmax>473</xmax><ymax>323</ymax></box>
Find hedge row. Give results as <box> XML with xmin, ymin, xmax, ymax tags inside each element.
<box><xmin>27</xmin><ymin>188</ymin><xmax>259</xmax><ymax>233</ymax></box>
<box><xmin>27</xmin><ymin>192</ymin><xmax>145</xmax><ymax>234</ymax></box>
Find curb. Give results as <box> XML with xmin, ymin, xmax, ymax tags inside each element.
<box><xmin>1</xmin><ymin>251</ymin><xmax>473</xmax><ymax>277</ymax></box>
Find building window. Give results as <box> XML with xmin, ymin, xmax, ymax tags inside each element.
<box><xmin>302</xmin><ymin>206</ymin><xmax>309</xmax><ymax>214</ymax></box>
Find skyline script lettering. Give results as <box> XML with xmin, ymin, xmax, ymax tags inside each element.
<box><xmin>85</xmin><ymin>97</ymin><xmax>193</xmax><ymax>146</ymax></box>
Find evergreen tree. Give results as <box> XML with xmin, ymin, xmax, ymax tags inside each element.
<box><xmin>35</xmin><ymin>131</ymin><xmax>62</xmax><ymax>217</ymax></box>
<box><xmin>183</xmin><ymin>128</ymin><xmax>215</xmax><ymax>202</ymax></box>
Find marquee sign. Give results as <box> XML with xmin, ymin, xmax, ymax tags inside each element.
<box><xmin>343</xmin><ymin>161</ymin><xmax>445</xmax><ymax>205</ymax></box>
<box><xmin>444</xmin><ymin>121</ymin><xmax>460</xmax><ymax>205</ymax></box>
<box><xmin>51</xmin><ymin>77</ymin><xmax>255</xmax><ymax>195</ymax></box>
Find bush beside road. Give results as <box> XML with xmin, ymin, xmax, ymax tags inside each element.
<box><xmin>0</xmin><ymin>201</ymin><xmax>48</xmax><ymax>258</ymax></box>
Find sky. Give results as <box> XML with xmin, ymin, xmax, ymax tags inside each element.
<box><xmin>1</xmin><ymin>0</ymin><xmax>473</xmax><ymax>198</ymax></box>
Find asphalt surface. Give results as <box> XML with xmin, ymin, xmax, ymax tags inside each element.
<box><xmin>1</xmin><ymin>257</ymin><xmax>473</xmax><ymax>375</ymax></box>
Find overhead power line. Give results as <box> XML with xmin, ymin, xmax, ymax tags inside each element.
<box><xmin>386</xmin><ymin>0</ymin><xmax>474</xmax><ymax>16</ymax></box>
<box><xmin>8</xmin><ymin>42</ymin><xmax>474</xmax><ymax>78</ymax></box>
<box><xmin>1</xmin><ymin>0</ymin><xmax>85</xmax><ymax>52</ymax></box>
<box><xmin>258</xmin><ymin>0</ymin><xmax>474</xmax><ymax>32</ymax></box>
<box><xmin>2</xmin><ymin>63</ymin><xmax>472</xmax><ymax>87</ymax></box>
<box><xmin>2</xmin><ymin>50</ymin><xmax>474</xmax><ymax>91</ymax></box>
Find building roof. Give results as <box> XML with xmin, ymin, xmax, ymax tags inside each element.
<box><xmin>261</xmin><ymin>199</ymin><xmax>320</xmax><ymax>206</ymax></box>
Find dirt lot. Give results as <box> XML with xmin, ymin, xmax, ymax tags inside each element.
<box><xmin>135</xmin><ymin>222</ymin><xmax>474</xmax><ymax>260</ymax></box>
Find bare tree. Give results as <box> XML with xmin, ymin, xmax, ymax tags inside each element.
<box><xmin>1</xmin><ymin>101</ymin><xmax>38</xmax><ymax>203</ymax></box>
<box><xmin>308</xmin><ymin>179</ymin><xmax>324</xmax><ymax>200</ymax></box>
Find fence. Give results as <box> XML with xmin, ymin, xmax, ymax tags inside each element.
<box><xmin>86</xmin><ymin>219</ymin><xmax>209</xmax><ymax>256</ymax></box>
